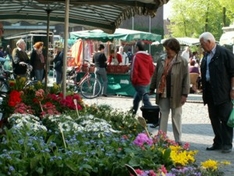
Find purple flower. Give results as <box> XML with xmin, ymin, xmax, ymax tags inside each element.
<box><xmin>133</xmin><ymin>133</ymin><xmax>153</xmax><ymax>147</ymax></box>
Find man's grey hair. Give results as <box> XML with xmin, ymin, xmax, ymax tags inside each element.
<box><xmin>199</xmin><ymin>32</ymin><xmax>216</xmax><ymax>43</ymax></box>
<box><xmin>16</xmin><ymin>39</ymin><xmax>25</xmax><ymax>46</ymax></box>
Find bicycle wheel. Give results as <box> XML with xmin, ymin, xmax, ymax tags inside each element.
<box><xmin>0</xmin><ymin>79</ymin><xmax>9</xmax><ymax>98</ymax></box>
<box><xmin>80</xmin><ymin>77</ymin><xmax>102</xmax><ymax>99</ymax></box>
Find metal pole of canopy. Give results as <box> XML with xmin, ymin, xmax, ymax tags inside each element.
<box><xmin>45</xmin><ymin>9</ymin><xmax>52</xmax><ymax>92</ymax></box>
<box><xmin>149</xmin><ymin>16</ymin><xmax>151</xmax><ymax>54</ymax></box>
<box><xmin>62</xmin><ymin>0</ymin><xmax>69</xmax><ymax>98</ymax></box>
<box><xmin>131</xmin><ymin>16</ymin><xmax>134</xmax><ymax>53</ymax></box>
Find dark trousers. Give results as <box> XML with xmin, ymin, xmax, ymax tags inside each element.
<box><xmin>205</xmin><ymin>82</ymin><xmax>233</xmax><ymax>149</ymax></box>
<box><xmin>133</xmin><ymin>85</ymin><xmax>151</xmax><ymax>114</ymax></box>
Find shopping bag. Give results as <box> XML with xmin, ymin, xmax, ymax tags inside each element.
<box><xmin>227</xmin><ymin>100</ymin><xmax>234</xmax><ymax>127</ymax></box>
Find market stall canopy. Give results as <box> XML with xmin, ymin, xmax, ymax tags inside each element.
<box><xmin>69</xmin><ymin>28</ymin><xmax>161</xmax><ymax>43</ymax></box>
<box><xmin>219</xmin><ymin>31</ymin><xmax>234</xmax><ymax>46</ymax></box>
<box><xmin>70</xmin><ymin>29</ymin><xmax>114</xmax><ymax>42</ymax></box>
<box><xmin>160</xmin><ymin>37</ymin><xmax>200</xmax><ymax>46</ymax></box>
<box><xmin>0</xmin><ymin>0</ymin><xmax>169</xmax><ymax>34</ymax></box>
<box><xmin>176</xmin><ymin>37</ymin><xmax>200</xmax><ymax>46</ymax></box>
<box><xmin>111</xmin><ymin>28</ymin><xmax>161</xmax><ymax>42</ymax></box>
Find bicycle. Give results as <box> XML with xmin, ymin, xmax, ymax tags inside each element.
<box><xmin>0</xmin><ymin>62</ymin><xmax>39</xmax><ymax>98</ymax></box>
<box><xmin>20</xmin><ymin>62</ymin><xmax>39</xmax><ymax>89</ymax></box>
<box><xmin>66</xmin><ymin>60</ymin><xmax>102</xmax><ymax>99</ymax></box>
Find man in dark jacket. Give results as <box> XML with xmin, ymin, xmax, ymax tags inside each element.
<box><xmin>53</xmin><ymin>47</ymin><xmax>63</xmax><ymax>85</ymax></box>
<box><xmin>12</xmin><ymin>39</ymin><xmax>30</xmax><ymax>77</ymax></box>
<box><xmin>200</xmin><ymin>32</ymin><xmax>234</xmax><ymax>153</ymax></box>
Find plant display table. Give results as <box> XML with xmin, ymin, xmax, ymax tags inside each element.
<box><xmin>77</xmin><ymin>72</ymin><xmax>135</xmax><ymax>97</ymax></box>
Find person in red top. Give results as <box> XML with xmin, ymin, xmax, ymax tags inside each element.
<box><xmin>107</xmin><ymin>49</ymin><xmax>122</xmax><ymax>65</ymax></box>
<box><xmin>130</xmin><ymin>40</ymin><xmax>155</xmax><ymax>115</ymax></box>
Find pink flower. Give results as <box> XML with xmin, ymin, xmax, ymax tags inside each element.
<box><xmin>182</xmin><ymin>142</ymin><xmax>190</xmax><ymax>150</ymax></box>
<box><xmin>133</xmin><ymin>133</ymin><xmax>153</xmax><ymax>147</ymax></box>
<box><xmin>35</xmin><ymin>89</ymin><xmax>45</xmax><ymax>101</ymax></box>
<box><xmin>135</xmin><ymin>169</ymin><xmax>144</xmax><ymax>175</ymax></box>
<box><xmin>13</xmin><ymin>103</ymin><xmax>34</xmax><ymax>114</ymax></box>
<box><xmin>158</xmin><ymin>165</ymin><xmax>167</xmax><ymax>174</ymax></box>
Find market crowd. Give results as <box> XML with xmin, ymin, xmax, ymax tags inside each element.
<box><xmin>1</xmin><ymin>21</ymin><xmax>234</xmax><ymax>153</ymax></box>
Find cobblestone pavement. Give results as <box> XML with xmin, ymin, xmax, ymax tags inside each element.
<box><xmin>83</xmin><ymin>94</ymin><xmax>234</xmax><ymax>176</ymax></box>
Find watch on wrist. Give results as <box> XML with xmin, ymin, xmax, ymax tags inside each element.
<box><xmin>232</xmin><ymin>87</ymin><xmax>234</xmax><ymax>90</ymax></box>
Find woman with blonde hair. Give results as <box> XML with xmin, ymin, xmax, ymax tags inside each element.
<box><xmin>30</xmin><ymin>41</ymin><xmax>45</xmax><ymax>81</ymax></box>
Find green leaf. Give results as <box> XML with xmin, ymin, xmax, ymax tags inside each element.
<box><xmin>30</xmin><ymin>158</ymin><xmax>38</xmax><ymax>170</ymax></box>
<box><xmin>65</xmin><ymin>162</ymin><xmax>77</xmax><ymax>171</ymax></box>
<box><xmin>36</xmin><ymin>167</ymin><xmax>44</xmax><ymax>174</ymax></box>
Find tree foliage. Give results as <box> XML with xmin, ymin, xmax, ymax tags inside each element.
<box><xmin>219</xmin><ymin>0</ymin><xmax>234</xmax><ymax>23</ymax></box>
<box><xmin>166</xmin><ymin>0</ymin><xmax>234</xmax><ymax>40</ymax></box>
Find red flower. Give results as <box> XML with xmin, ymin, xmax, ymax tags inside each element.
<box><xmin>8</xmin><ymin>90</ymin><xmax>21</xmax><ymax>107</ymax></box>
<box><xmin>9</xmin><ymin>81</ymin><xmax>15</xmax><ymax>87</ymax></box>
<box><xmin>33</xmin><ymin>98</ymin><xmax>40</xmax><ymax>103</ymax></box>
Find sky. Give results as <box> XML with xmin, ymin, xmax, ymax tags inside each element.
<box><xmin>163</xmin><ymin>1</ymin><xmax>172</xmax><ymax>19</ymax></box>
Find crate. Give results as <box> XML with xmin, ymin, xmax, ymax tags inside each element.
<box><xmin>140</xmin><ymin>105</ymin><xmax>160</xmax><ymax>125</ymax></box>
<box><xmin>106</xmin><ymin>65</ymin><xmax>116</xmax><ymax>73</ymax></box>
<box><xmin>81</xmin><ymin>64</ymin><xmax>95</xmax><ymax>73</ymax></box>
<box><xmin>107</xmin><ymin>65</ymin><xmax>129</xmax><ymax>74</ymax></box>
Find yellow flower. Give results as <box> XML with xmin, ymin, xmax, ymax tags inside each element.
<box><xmin>220</xmin><ymin>160</ymin><xmax>231</xmax><ymax>165</ymax></box>
<box><xmin>169</xmin><ymin>146</ymin><xmax>197</xmax><ymax>166</ymax></box>
<box><xmin>19</xmin><ymin>76</ymin><xmax>27</xmax><ymax>83</ymax></box>
<box><xmin>201</xmin><ymin>159</ymin><xmax>218</xmax><ymax>171</ymax></box>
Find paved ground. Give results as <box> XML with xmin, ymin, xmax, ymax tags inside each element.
<box><xmin>83</xmin><ymin>94</ymin><xmax>234</xmax><ymax>175</ymax></box>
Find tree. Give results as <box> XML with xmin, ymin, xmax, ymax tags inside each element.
<box><xmin>166</xmin><ymin>0</ymin><xmax>232</xmax><ymax>39</ymax></box>
<box><xmin>219</xmin><ymin>0</ymin><xmax>234</xmax><ymax>25</ymax></box>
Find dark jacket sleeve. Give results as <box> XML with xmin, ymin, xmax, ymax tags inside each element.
<box><xmin>30</xmin><ymin>50</ymin><xmax>36</xmax><ymax>67</ymax></box>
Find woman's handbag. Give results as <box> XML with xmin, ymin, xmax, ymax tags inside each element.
<box><xmin>227</xmin><ymin>100</ymin><xmax>234</xmax><ymax>128</ymax></box>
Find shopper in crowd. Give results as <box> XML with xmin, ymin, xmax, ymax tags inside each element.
<box><xmin>30</xmin><ymin>41</ymin><xmax>45</xmax><ymax>81</ymax></box>
<box><xmin>118</xmin><ymin>46</ymin><xmax>128</xmax><ymax>65</ymax></box>
<box><xmin>5</xmin><ymin>44</ymin><xmax>12</xmax><ymax>60</ymax></box>
<box><xmin>12</xmin><ymin>39</ymin><xmax>31</xmax><ymax>77</ymax></box>
<box><xmin>181</xmin><ymin>46</ymin><xmax>191</xmax><ymax>63</ymax></box>
<box><xmin>199</xmin><ymin>32</ymin><xmax>234</xmax><ymax>153</ymax></box>
<box><xmin>126</xmin><ymin>48</ymin><xmax>134</xmax><ymax>64</ymax></box>
<box><xmin>0</xmin><ymin>46</ymin><xmax>4</xmax><ymax>58</ymax></box>
<box><xmin>53</xmin><ymin>46</ymin><xmax>63</xmax><ymax>85</ymax></box>
<box><xmin>150</xmin><ymin>38</ymin><xmax>190</xmax><ymax>145</ymax></box>
<box><xmin>191</xmin><ymin>51</ymin><xmax>200</xmax><ymax>66</ymax></box>
<box><xmin>107</xmin><ymin>49</ymin><xmax>122</xmax><ymax>65</ymax></box>
<box><xmin>189</xmin><ymin>60</ymin><xmax>200</xmax><ymax>74</ymax></box>
<box><xmin>131</xmin><ymin>40</ymin><xmax>154</xmax><ymax>115</ymax></box>
<box><xmin>93</xmin><ymin>44</ymin><xmax>108</xmax><ymax>97</ymax></box>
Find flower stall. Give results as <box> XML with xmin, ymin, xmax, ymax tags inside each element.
<box><xmin>0</xmin><ymin>78</ymin><xmax>231</xmax><ymax>176</ymax></box>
